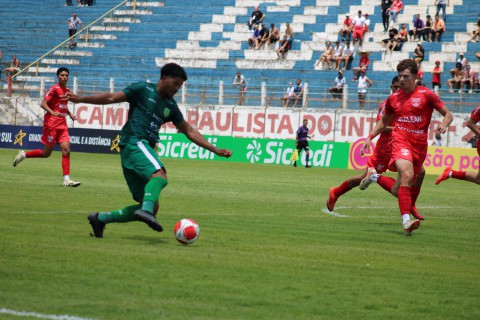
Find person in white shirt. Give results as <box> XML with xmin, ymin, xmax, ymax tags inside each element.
<box><xmin>282</xmin><ymin>82</ymin><xmax>295</xmax><ymax>108</ymax></box>
<box><xmin>233</xmin><ymin>71</ymin><xmax>247</xmax><ymax>105</ymax></box>
<box><xmin>67</xmin><ymin>12</ymin><xmax>84</xmax><ymax>47</ymax></box>
<box><xmin>329</xmin><ymin>71</ymin><xmax>347</xmax><ymax>100</ymax></box>
<box><xmin>357</xmin><ymin>70</ymin><xmax>373</xmax><ymax>109</ymax></box>
<box><xmin>352</xmin><ymin>11</ymin><xmax>366</xmax><ymax>49</ymax></box>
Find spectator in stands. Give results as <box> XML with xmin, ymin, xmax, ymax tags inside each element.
<box><xmin>339</xmin><ymin>13</ymin><xmax>353</xmax><ymax>41</ymax></box>
<box><xmin>352</xmin><ymin>10</ymin><xmax>366</xmax><ymax>49</ymax></box>
<box><xmin>67</xmin><ymin>12</ymin><xmax>84</xmax><ymax>47</ymax></box>
<box><xmin>386</xmin><ymin>28</ymin><xmax>403</xmax><ymax>52</ymax></box>
<box><xmin>398</xmin><ymin>23</ymin><xmax>409</xmax><ymax>42</ymax></box>
<box><xmin>292</xmin><ymin>79</ymin><xmax>304</xmax><ymax>108</ymax></box>
<box><xmin>434</xmin><ymin>0</ymin><xmax>449</xmax><ymax>20</ymax></box>
<box><xmin>248</xmin><ymin>6</ymin><xmax>265</xmax><ymax>30</ymax></box>
<box><xmin>233</xmin><ymin>71</ymin><xmax>247</xmax><ymax>105</ymax></box>
<box><xmin>316</xmin><ymin>41</ymin><xmax>334</xmax><ymax>69</ymax></box>
<box><xmin>432</xmin><ymin>133</ymin><xmax>442</xmax><ymax>146</ymax></box>
<box><xmin>450</xmin><ymin>53</ymin><xmax>467</xmax><ymax>77</ymax></box>
<box><xmin>5</xmin><ymin>54</ymin><xmax>20</xmax><ymax>77</ymax></box>
<box><xmin>332</xmin><ymin>41</ymin><xmax>344</xmax><ymax>70</ymax></box>
<box><xmin>285</xmin><ymin>22</ymin><xmax>294</xmax><ymax>49</ymax></box>
<box><xmin>473</xmin><ymin>71</ymin><xmax>480</xmax><ymax>92</ymax></box>
<box><xmin>432</xmin><ymin>14</ymin><xmax>445</xmax><ymax>42</ymax></box>
<box><xmin>423</xmin><ymin>15</ymin><xmax>433</xmax><ymax>42</ymax></box>
<box><xmin>460</xmin><ymin>65</ymin><xmax>475</xmax><ymax>94</ymax></box>
<box><xmin>380</xmin><ymin>0</ymin><xmax>393</xmax><ymax>32</ymax></box>
<box><xmin>413</xmin><ymin>42</ymin><xmax>425</xmax><ymax>64</ymax></box>
<box><xmin>257</xmin><ymin>24</ymin><xmax>270</xmax><ymax>49</ymax></box>
<box><xmin>282</xmin><ymin>82</ymin><xmax>295</xmax><ymax>108</ymax></box>
<box><xmin>276</xmin><ymin>35</ymin><xmax>290</xmax><ymax>59</ymax></box>
<box><xmin>357</xmin><ymin>70</ymin><xmax>373</xmax><ymax>110</ymax></box>
<box><xmin>389</xmin><ymin>0</ymin><xmax>404</xmax><ymax>24</ymax></box>
<box><xmin>469</xmin><ymin>14</ymin><xmax>480</xmax><ymax>42</ymax></box>
<box><xmin>353</xmin><ymin>51</ymin><xmax>370</xmax><ymax>80</ymax></box>
<box><xmin>267</xmin><ymin>23</ymin><xmax>280</xmax><ymax>48</ymax></box>
<box><xmin>329</xmin><ymin>71</ymin><xmax>346</xmax><ymax>100</ymax></box>
<box><xmin>65</xmin><ymin>0</ymin><xmax>73</xmax><ymax>6</ymax></box>
<box><xmin>364</xmin><ymin>13</ymin><xmax>371</xmax><ymax>36</ymax></box>
<box><xmin>248</xmin><ymin>24</ymin><xmax>261</xmax><ymax>49</ymax></box>
<box><xmin>381</xmin><ymin>27</ymin><xmax>398</xmax><ymax>51</ymax></box>
<box><xmin>409</xmin><ymin>14</ymin><xmax>424</xmax><ymax>41</ymax></box>
<box><xmin>432</xmin><ymin>60</ymin><xmax>442</xmax><ymax>92</ymax></box>
<box><xmin>447</xmin><ymin>62</ymin><xmax>465</xmax><ymax>92</ymax></box>
<box><xmin>416</xmin><ymin>61</ymin><xmax>425</xmax><ymax>86</ymax></box>
<box><xmin>341</xmin><ymin>40</ymin><xmax>354</xmax><ymax>70</ymax></box>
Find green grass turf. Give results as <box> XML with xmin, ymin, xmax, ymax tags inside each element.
<box><xmin>0</xmin><ymin>148</ymin><xmax>479</xmax><ymax>320</ymax></box>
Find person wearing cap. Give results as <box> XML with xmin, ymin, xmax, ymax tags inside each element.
<box><xmin>460</xmin><ymin>65</ymin><xmax>475</xmax><ymax>94</ymax></box>
<box><xmin>353</xmin><ymin>51</ymin><xmax>370</xmax><ymax>80</ymax></box>
<box><xmin>432</xmin><ymin>60</ymin><xmax>442</xmax><ymax>91</ymax></box>
<box><xmin>339</xmin><ymin>13</ymin><xmax>353</xmax><ymax>41</ymax></box>
<box><xmin>329</xmin><ymin>71</ymin><xmax>346</xmax><ymax>100</ymax></box>
<box><xmin>450</xmin><ymin>53</ymin><xmax>468</xmax><ymax>77</ymax></box>
<box><xmin>432</xmin><ymin>14</ymin><xmax>445</xmax><ymax>42</ymax></box>
<box><xmin>381</xmin><ymin>0</ymin><xmax>393</xmax><ymax>32</ymax></box>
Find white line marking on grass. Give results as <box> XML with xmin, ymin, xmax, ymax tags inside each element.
<box><xmin>0</xmin><ymin>308</ymin><xmax>97</xmax><ymax>320</ymax></box>
<box><xmin>322</xmin><ymin>208</ymin><xmax>350</xmax><ymax>218</ymax></box>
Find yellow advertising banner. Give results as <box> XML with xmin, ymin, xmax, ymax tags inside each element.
<box><xmin>424</xmin><ymin>146</ymin><xmax>479</xmax><ymax>175</ymax></box>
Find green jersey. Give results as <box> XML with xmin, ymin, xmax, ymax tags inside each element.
<box><xmin>121</xmin><ymin>82</ymin><xmax>184</xmax><ymax>147</ymax></box>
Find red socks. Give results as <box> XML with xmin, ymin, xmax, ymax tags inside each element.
<box><xmin>25</xmin><ymin>149</ymin><xmax>44</xmax><ymax>158</ymax></box>
<box><xmin>334</xmin><ymin>181</ymin><xmax>352</xmax><ymax>197</ymax></box>
<box><xmin>451</xmin><ymin>170</ymin><xmax>467</xmax><ymax>180</ymax></box>
<box><xmin>62</xmin><ymin>154</ymin><xmax>70</xmax><ymax>176</ymax></box>
<box><xmin>397</xmin><ymin>186</ymin><xmax>411</xmax><ymax>215</ymax></box>
<box><xmin>377</xmin><ymin>176</ymin><xmax>395</xmax><ymax>194</ymax></box>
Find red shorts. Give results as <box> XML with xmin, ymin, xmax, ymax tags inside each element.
<box><xmin>367</xmin><ymin>148</ymin><xmax>391</xmax><ymax>174</ymax></box>
<box><xmin>41</xmin><ymin>126</ymin><xmax>70</xmax><ymax>147</ymax></box>
<box><xmin>353</xmin><ymin>26</ymin><xmax>364</xmax><ymax>39</ymax></box>
<box><xmin>388</xmin><ymin>141</ymin><xmax>426</xmax><ymax>176</ymax></box>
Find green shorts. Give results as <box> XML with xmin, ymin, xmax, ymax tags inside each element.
<box><xmin>120</xmin><ymin>140</ymin><xmax>165</xmax><ymax>203</ymax></box>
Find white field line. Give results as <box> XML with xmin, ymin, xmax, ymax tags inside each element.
<box><xmin>0</xmin><ymin>308</ymin><xmax>97</xmax><ymax>320</ymax></box>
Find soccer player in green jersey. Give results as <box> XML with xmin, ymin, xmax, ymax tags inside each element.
<box><xmin>63</xmin><ymin>63</ymin><xmax>233</xmax><ymax>238</ymax></box>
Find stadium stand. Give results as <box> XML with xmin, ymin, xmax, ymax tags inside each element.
<box><xmin>0</xmin><ymin>0</ymin><xmax>479</xmax><ymax>111</ymax></box>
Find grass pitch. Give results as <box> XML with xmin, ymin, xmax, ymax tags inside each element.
<box><xmin>0</xmin><ymin>148</ymin><xmax>479</xmax><ymax>320</ymax></box>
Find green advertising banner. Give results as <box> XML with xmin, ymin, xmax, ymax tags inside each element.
<box><xmin>158</xmin><ymin>134</ymin><xmax>350</xmax><ymax>168</ymax></box>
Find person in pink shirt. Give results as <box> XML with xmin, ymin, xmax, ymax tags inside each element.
<box><xmin>389</xmin><ymin>0</ymin><xmax>404</xmax><ymax>24</ymax></box>
<box><xmin>436</xmin><ymin>104</ymin><xmax>480</xmax><ymax>186</ymax></box>
<box><xmin>360</xmin><ymin>58</ymin><xmax>453</xmax><ymax>235</ymax></box>
<box><xmin>12</xmin><ymin>67</ymin><xmax>81</xmax><ymax>187</ymax></box>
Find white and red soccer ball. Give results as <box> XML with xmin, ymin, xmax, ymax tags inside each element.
<box><xmin>174</xmin><ymin>219</ymin><xmax>200</xmax><ymax>245</ymax></box>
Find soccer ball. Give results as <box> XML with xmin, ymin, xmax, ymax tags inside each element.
<box><xmin>174</xmin><ymin>219</ymin><xmax>200</xmax><ymax>245</ymax></box>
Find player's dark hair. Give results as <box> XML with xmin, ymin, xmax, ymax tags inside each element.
<box><xmin>161</xmin><ymin>63</ymin><xmax>188</xmax><ymax>81</ymax></box>
<box><xmin>391</xmin><ymin>76</ymin><xmax>399</xmax><ymax>85</ymax></box>
<box><xmin>57</xmin><ymin>67</ymin><xmax>69</xmax><ymax>75</ymax></box>
<box><xmin>397</xmin><ymin>59</ymin><xmax>418</xmax><ymax>75</ymax></box>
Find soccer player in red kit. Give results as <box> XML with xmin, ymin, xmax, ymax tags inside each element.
<box><xmin>12</xmin><ymin>67</ymin><xmax>81</xmax><ymax>187</ymax></box>
<box><xmin>361</xmin><ymin>59</ymin><xmax>453</xmax><ymax>235</ymax></box>
<box><xmin>326</xmin><ymin>76</ymin><xmax>425</xmax><ymax>221</ymax></box>
<box><xmin>436</xmin><ymin>104</ymin><xmax>480</xmax><ymax>186</ymax></box>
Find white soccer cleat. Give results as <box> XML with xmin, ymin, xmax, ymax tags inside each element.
<box><xmin>359</xmin><ymin>167</ymin><xmax>377</xmax><ymax>190</ymax></box>
<box><xmin>63</xmin><ymin>179</ymin><xmax>81</xmax><ymax>187</ymax></box>
<box><xmin>403</xmin><ymin>219</ymin><xmax>421</xmax><ymax>236</ymax></box>
<box><xmin>12</xmin><ymin>150</ymin><xmax>25</xmax><ymax>167</ymax></box>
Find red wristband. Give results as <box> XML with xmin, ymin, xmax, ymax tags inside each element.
<box><xmin>368</xmin><ymin>134</ymin><xmax>374</xmax><ymax>140</ymax></box>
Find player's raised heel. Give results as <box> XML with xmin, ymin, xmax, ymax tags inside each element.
<box><xmin>64</xmin><ymin>179</ymin><xmax>81</xmax><ymax>187</ymax></box>
<box><xmin>88</xmin><ymin>212</ymin><xmax>105</xmax><ymax>238</ymax></box>
<box><xmin>359</xmin><ymin>167</ymin><xmax>377</xmax><ymax>190</ymax></box>
<box><xmin>403</xmin><ymin>219</ymin><xmax>421</xmax><ymax>236</ymax></box>
<box><xmin>12</xmin><ymin>150</ymin><xmax>25</xmax><ymax>167</ymax></box>
<box><xmin>134</xmin><ymin>209</ymin><xmax>163</xmax><ymax>232</ymax></box>
<box><xmin>435</xmin><ymin>167</ymin><xmax>452</xmax><ymax>185</ymax></box>
<box><xmin>326</xmin><ymin>187</ymin><xmax>338</xmax><ymax>212</ymax></box>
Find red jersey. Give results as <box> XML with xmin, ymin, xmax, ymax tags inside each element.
<box><xmin>343</xmin><ymin>17</ymin><xmax>353</xmax><ymax>27</ymax></box>
<box><xmin>470</xmin><ymin>105</ymin><xmax>480</xmax><ymax>148</ymax></box>
<box><xmin>43</xmin><ymin>84</ymin><xmax>70</xmax><ymax>129</ymax></box>
<box><xmin>392</xmin><ymin>0</ymin><xmax>403</xmax><ymax>12</ymax></box>
<box><xmin>376</xmin><ymin>99</ymin><xmax>396</xmax><ymax>149</ymax></box>
<box><xmin>385</xmin><ymin>86</ymin><xmax>444</xmax><ymax>150</ymax></box>
<box><xmin>432</xmin><ymin>66</ymin><xmax>441</xmax><ymax>83</ymax></box>
<box><xmin>359</xmin><ymin>57</ymin><xmax>370</xmax><ymax>68</ymax></box>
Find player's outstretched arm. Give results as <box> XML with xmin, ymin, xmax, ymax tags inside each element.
<box><xmin>176</xmin><ymin>120</ymin><xmax>232</xmax><ymax>158</ymax></box>
<box><xmin>61</xmin><ymin>91</ymin><xmax>126</xmax><ymax>105</ymax></box>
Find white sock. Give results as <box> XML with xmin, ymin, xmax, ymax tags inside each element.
<box><xmin>448</xmin><ymin>171</ymin><xmax>453</xmax><ymax>178</ymax></box>
<box><xmin>21</xmin><ymin>152</ymin><xmax>26</xmax><ymax>158</ymax></box>
<box><xmin>64</xmin><ymin>175</ymin><xmax>70</xmax><ymax>181</ymax></box>
<box><xmin>371</xmin><ymin>174</ymin><xmax>380</xmax><ymax>182</ymax></box>
<box><xmin>402</xmin><ymin>214</ymin><xmax>410</xmax><ymax>224</ymax></box>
